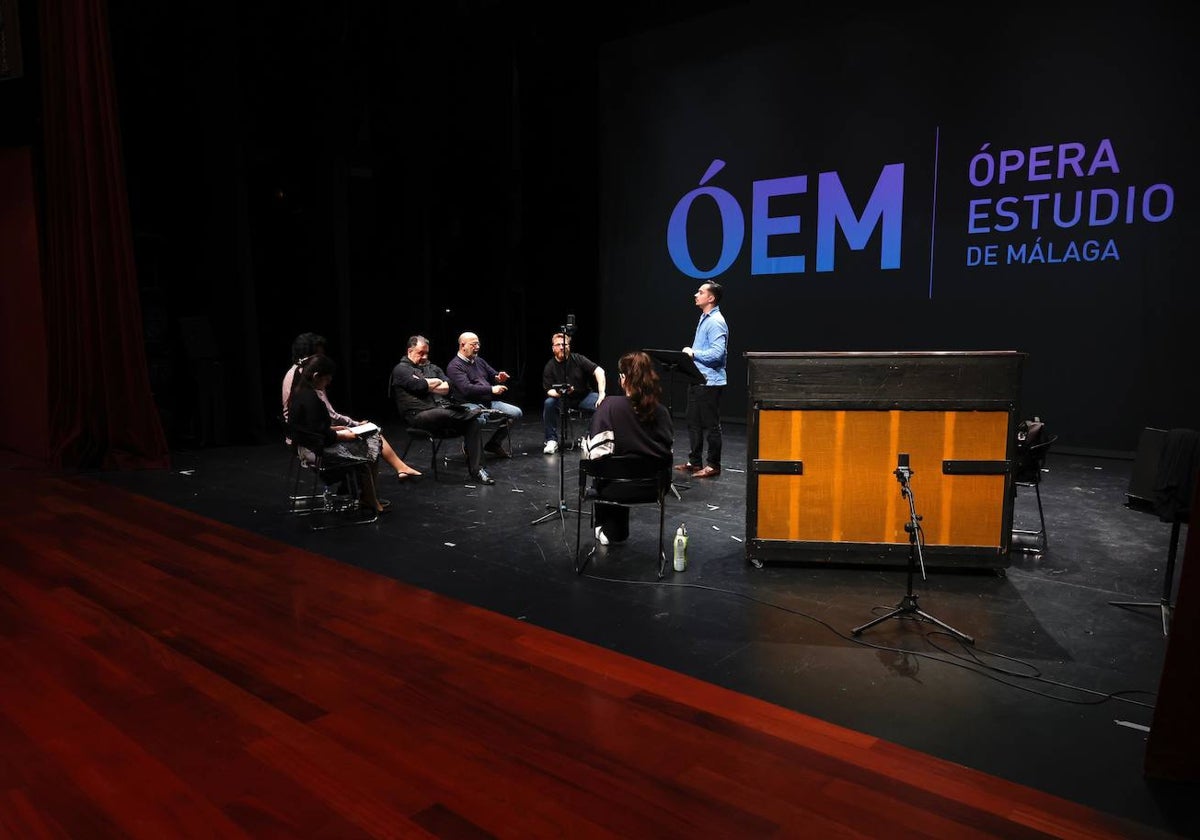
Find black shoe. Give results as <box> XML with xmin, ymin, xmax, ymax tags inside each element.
<box><xmin>472</xmin><ymin>469</ymin><xmax>495</xmax><ymax>486</ymax></box>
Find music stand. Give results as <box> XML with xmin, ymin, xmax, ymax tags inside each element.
<box><xmin>643</xmin><ymin>349</ymin><xmax>705</xmax><ymax>419</ymax></box>
<box><xmin>1109</xmin><ymin>518</ymin><xmax>1182</xmax><ymax>637</ymax></box>
<box><xmin>643</xmin><ymin>349</ymin><xmax>705</xmax><ymax>500</ymax></box>
<box><xmin>1109</xmin><ymin>428</ymin><xmax>1199</xmax><ymax>637</ymax></box>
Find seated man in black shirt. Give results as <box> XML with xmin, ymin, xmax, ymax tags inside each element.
<box><xmin>390</xmin><ymin>335</ymin><xmax>494</xmax><ymax>485</ymax></box>
<box><xmin>541</xmin><ymin>332</ymin><xmax>606</xmax><ymax>454</ymax></box>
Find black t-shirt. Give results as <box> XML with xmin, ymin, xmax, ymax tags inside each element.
<box><xmin>542</xmin><ymin>353</ymin><xmax>598</xmax><ymax>403</ymax></box>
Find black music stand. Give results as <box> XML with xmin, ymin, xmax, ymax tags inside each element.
<box><xmin>643</xmin><ymin>349</ymin><xmax>705</xmax><ymax>420</ymax></box>
<box><xmin>1109</xmin><ymin>428</ymin><xmax>1199</xmax><ymax>637</ymax></box>
<box><xmin>643</xmin><ymin>349</ymin><xmax>705</xmax><ymax>499</ymax></box>
<box><xmin>1110</xmin><ymin>518</ymin><xmax>1183</xmax><ymax>637</ymax></box>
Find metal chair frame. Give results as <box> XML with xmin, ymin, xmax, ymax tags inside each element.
<box><xmin>1012</xmin><ymin>433</ymin><xmax>1057</xmax><ymax>555</ymax></box>
<box><xmin>574</xmin><ymin>455</ymin><xmax>669</xmax><ymax>578</ymax></box>
<box><xmin>285</xmin><ymin>445</ymin><xmax>378</xmax><ymax>530</ymax></box>
<box><xmin>561</xmin><ymin>406</ymin><xmax>593</xmax><ymax>451</ymax></box>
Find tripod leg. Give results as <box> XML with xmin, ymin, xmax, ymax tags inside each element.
<box><xmin>912</xmin><ymin>608</ymin><xmax>974</xmax><ymax>645</ymax></box>
<box><xmin>531</xmin><ymin>399</ymin><xmax>580</xmax><ymax>526</ymax></box>
<box><xmin>1108</xmin><ymin>520</ymin><xmax>1180</xmax><ymax>638</ymax></box>
<box><xmin>530</xmin><ymin>505</ymin><xmax>566</xmax><ymax>526</ymax></box>
<box><xmin>851</xmin><ymin>607</ymin><xmax>906</xmax><ymax>636</ymax></box>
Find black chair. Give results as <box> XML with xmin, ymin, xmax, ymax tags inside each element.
<box><xmin>478</xmin><ymin>409</ymin><xmax>517</xmax><ymax>458</ymax></box>
<box><xmin>1011</xmin><ymin>420</ymin><xmax>1057</xmax><ymax>555</ymax></box>
<box><xmin>283</xmin><ymin>414</ymin><xmax>349</xmax><ymax>519</ymax></box>
<box><xmin>284</xmin><ymin>441</ymin><xmax>378</xmax><ymax>530</ymax></box>
<box><xmin>574</xmin><ymin>455</ymin><xmax>670</xmax><ymax>578</ymax></box>
<box><xmin>285</xmin><ymin>443</ymin><xmax>329</xmax><ymax>515</ymax></box>
<box><xmin>561</xmin><ymin>405</ymin><xmax>594</xmax><ymax>451</ymax></box>
<box><xmin>392</xmin><ymin>413</ymin><xmax>462</xmax><ymax>480</ymax></box>
<box><xmin>387</xmin><ymin>376</ymin><xmax>465</xmax><ymax>481</ymax></box>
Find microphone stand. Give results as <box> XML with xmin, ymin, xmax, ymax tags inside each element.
<box><xmin>531</xmin><ymin>381</ymin><xmax>580</xmax><ymax>527</ymax></box>
<box><xmin>851</xmin><ymin>462</ymin><xmax>974</xmax><ymax>644</ymax></box>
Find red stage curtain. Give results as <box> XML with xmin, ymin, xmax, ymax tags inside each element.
<box><xmin>0</xmin><ymin>148</ymin><xmax>50</xmax><ymax>468</ymax></box>
<box><xmin>38</xmin><ymin>0</ymin><xmax>169</xmax><ymax>469</ymax></box>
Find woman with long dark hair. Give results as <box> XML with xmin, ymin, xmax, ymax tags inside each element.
<box><xmin>282</xmin><ymin>333</ymin><xmax>421</xmax><ymax>479</ymax></box>
<box><xmin>287</xmin><ymin>354</ymin><xmax>387</xmax><ymax>513</ymax></box>
<box><xmin>582</xmin><ymin>350</ymin><xmax>674</xmax><ymax>543</ymax></box>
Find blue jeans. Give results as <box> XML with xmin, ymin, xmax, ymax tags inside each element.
<box><xmin>460</xmin><ymin>400</ymin><xmax>522</xmax><ymax>449</ymax></box>
<box><xmin>543</xmin><ymin>391</ymin><xmax>599</xmax><ymax>443</ymax></box>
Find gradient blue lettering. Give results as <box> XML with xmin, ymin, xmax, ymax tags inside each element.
<box><xmin>750</xmin><ymin>176</ymin><xmax>807</xmax><ymax>275</ymax></box>
<box><xmin>815</xmin><ymin>164</ymin><xmax>904</xmax><ymax>271</ymax></box>
<box><xmin>666</xmin><ymin>160</ymin><xmax>744</xmax><ymax>279</ymax></box>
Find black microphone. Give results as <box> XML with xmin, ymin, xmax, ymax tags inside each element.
<box><xmin>894</xmin><ymin>452</ymin><xmax>912</xmax><ymax>484</ymax></box>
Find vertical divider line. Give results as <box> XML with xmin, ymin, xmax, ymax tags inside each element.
<box><xmin>928</xmin><ymin>125</ymin><xmax>941</xmax><ymax>299</ymax></box>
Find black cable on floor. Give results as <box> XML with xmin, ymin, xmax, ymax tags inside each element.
<box><xmin>578</xmin><ymin>571</ymin><xmax>1158</xmax><ymax>710</ymax></box>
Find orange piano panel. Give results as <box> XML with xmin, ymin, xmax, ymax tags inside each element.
<box><xmin>756</xmin><ymin>409</ymin><xmax>1007</xmax><ymax>548</ymax></box>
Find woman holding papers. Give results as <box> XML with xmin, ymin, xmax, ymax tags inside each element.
<box><xmin>286</xmin><ymin>354</ymin><xmax>388</xmax><ymax>513</ymax></box>
<box><xmin>282</xmin><ymin>332</ymin><xmax>421</xmax><ymax>479</ymax></box>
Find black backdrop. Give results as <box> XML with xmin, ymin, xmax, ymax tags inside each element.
<box><xmin>100</xmin><ymin>1</ymin><xmax>1195</xmax><ymax>453</ymax></box>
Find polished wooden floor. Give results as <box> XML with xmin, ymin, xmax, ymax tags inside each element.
<box><xmin>0</xmin><ymin>474</ymin><xmax>1180</xmax><ymax>839</ymax></box>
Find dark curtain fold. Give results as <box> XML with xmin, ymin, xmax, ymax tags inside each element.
<box><xmin>0</xmin><ymin>147</ymin><xmax>50</xmax><ymax>467</ymax></box>
<box><xmin>38</xmin><ymin>0</ymin><xmax>169</xmax><ymax>469</ymax></box>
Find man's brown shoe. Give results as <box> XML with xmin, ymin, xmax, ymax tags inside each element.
<box><xmin>692</xmin><ymin>466</ymin><xmax>721</xmax><ymax>478</ymax></box>
<box><xmin>675</xmin><ymin>463</ymin><xmax>700</xmax><ymax>473</ymax></box>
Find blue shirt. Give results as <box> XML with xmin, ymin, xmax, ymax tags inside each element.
<box><xmin>691</xmin><ymin>305</ymin><xmax>728</xmax><ymax>386</ymax></box>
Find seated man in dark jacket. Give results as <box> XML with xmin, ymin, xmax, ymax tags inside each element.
<box><xmin>390</xmin><ymin>335</ymin><xmax>494</xmax><ymax>485</ymax></box>
<box><xmin>445</xmin><ymin>331</ymin><xmax>522</xmax><ymax>457</ymax></box>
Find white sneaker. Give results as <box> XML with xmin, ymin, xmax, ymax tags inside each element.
<box><xmin>594</xmin><ymin>526</ymin><xmax>609</xmax><ymax>546</ymax></box>
<box><xmin>543</xmin><ymin>440</ymin><xmax>559</xmax><ymax>454</ymax></box>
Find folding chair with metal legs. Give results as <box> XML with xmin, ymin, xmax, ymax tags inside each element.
<box><xmin>574</xmin><ymin>455</ymin><xmax>669</xmax><ymax>578</ymax></box>
<box><xmin>287</xmin><ymin>446</ymin><xmax>378</xmax><ymax>529</ymax></box>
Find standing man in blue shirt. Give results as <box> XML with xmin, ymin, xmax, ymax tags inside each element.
<box><xmin>677</xmin><ymin>281</ymin><xmax>728</xmax><ymax>478</ymax></box>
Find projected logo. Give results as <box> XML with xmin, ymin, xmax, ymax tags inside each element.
<box><xmin>666</xmin><ymin>159</ymin><xmax>904</xmax><ymax>279</ymax></box>
<box><xmin>964</xmin><ymin>138</ymin><xmax>1173</xmax><ymax>268</ymax></box>
<box><xmin>666</xmin><ymin>139</ymin><xmax>1177</xmax><ymax>287</ymax></box>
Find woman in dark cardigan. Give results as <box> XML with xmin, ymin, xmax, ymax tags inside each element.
<box><xmin>287</xmin><ymin>354</ymin><xmax>386</xmax><ymax>513</ymax></box>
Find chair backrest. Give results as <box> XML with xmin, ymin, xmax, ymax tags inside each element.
<box><xmin>581</xmin><ymin>455</ymin><xmax>669</xmax><ymax>504</ymax></box>
<box><xmin>387</xmin><ymin>373</ymin><xmax>406</xmax><ymax>422</ymax></box>
<box><xmin>1013</xmin><ymin>418</ymin><xmax>1056</xmax><ymax>484</ymax></box>
<box><xmin>1017</xmin><ymin>417</ymin><xmax>1046</xmax><ymax>449</ymax></box>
